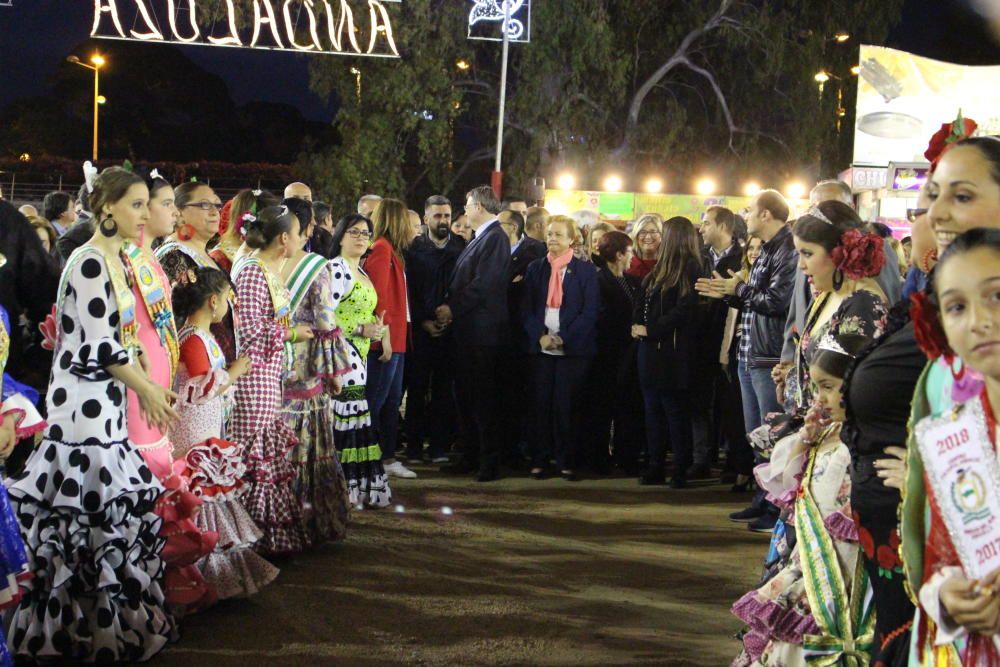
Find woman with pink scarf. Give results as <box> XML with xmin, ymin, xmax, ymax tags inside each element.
<box><xmin>521</xmin><ymin>215</ymin><xmax>600</xmax><ymax>481</ymax></box>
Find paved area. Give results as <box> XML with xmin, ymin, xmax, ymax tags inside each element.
<box><xmin>153</xmin><ymin>472</ymin><xmax>770</xmax><ymax>666</ymax></box>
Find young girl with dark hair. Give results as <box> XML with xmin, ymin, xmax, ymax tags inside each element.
<box><xmin>231</xmin><ymin>205</ymin><xmax>313</xmax><ymax>555</ymax></box>
<box><xmin>170</xmin><ymin>267</ymin><xmax>278</xmax><ymax>599</ymax></box>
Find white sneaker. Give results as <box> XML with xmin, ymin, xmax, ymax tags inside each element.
<box><xmin>385</xmin><ymin>461</ymin><xmax>417</xmax><ymax>479</ymax></box>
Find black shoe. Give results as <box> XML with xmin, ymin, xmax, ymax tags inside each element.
<box><xmin>476</xmin><ymin>468</ymin><xmax>500</xmax><ymax>482</ymax></box>
<box><xmin>748</xmin><ymin>515</ymin><xmax>777</xmax><ymax>533</ymax></box>
<box><xmin>561</xmin><ymin>470</ymin><xmax>579</xmax><ymax>482</ymax></box>
<box><xmin>669</xmin><ymin>476</ymin><xmax>687</xmax><ymax>489</ymax></box>
<box><xmin>441</xmin><ymin>460</ymin><xmax>475</xmax><ymax>475</ymax></box>
<box><xmin>529</xmin><ymin>468</ymin><xmax>548</xmax><ymax>480</ymax></box>
<box><xmin>728</xmin><ymin>506</ymin><xmax>763</xmax><ymax>522</ymax></box>
<box><xmin>639</xmin><ymin>470</ymin><xmax>666</xmax><ymax>485</ymax></box>
<box><xmin>687</xmin><ymin>464</ymin><xmax>712</xmax><ymax>480</ymax></box>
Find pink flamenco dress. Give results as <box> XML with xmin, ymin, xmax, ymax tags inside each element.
<box><xmin>231</xmin><ymin>256</ymin><xmax>307</xmax><ymax>556</ymax></box>
<box><xmin>172</xmin><ymin>326</ymin><xmax>279</xmax><ymax>598</ymax></box>
<box><xmin>124</xmin><ymin>249</ymin><xmax>217</xmax><ymax>614</ymax></box>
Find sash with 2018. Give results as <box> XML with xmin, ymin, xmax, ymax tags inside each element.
<box><xmin>915</xmin><ymin>398</ymin><xmax>1000</xmax><ymax>579</ymax></box>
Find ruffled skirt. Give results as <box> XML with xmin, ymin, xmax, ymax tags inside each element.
<box><xmin>5</xmin><ymin>437</ymin><xmax>175</xmax><ymax>663</ymax></box>
<box><xmin>179</xmin><ymin>437</ymin><xmax>279</xmax><ymax>599</ymax></box>
<box><xmin>283</xmin><ymin>391</ymin><xmax>350</xmax><ymax>543</ymax></box>
<box><xmin>332</xmin><ymin>388</ymin><xmax>391</xmax><ymax>509</ymax></box>
<box><xmin>240</xmin><ymin>419</ymin><xmax>308</xmax><ymax>556</ymax></box>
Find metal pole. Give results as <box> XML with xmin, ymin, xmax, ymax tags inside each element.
<box><xmin>92</xmin><ymin>67</ymin><xmax>100</xmax><ymax>162</ymax></box>
<box><xmin>491</xmin><ymin>0</ymin><xmax>511</xmax><ymax>198</ymax></box>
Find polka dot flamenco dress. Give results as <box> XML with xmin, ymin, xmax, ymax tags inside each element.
<box><xmin>5</xmin><ymin>246</ymin><xmax>174</xmax><ymax>662</ymax></box>
<box><xmin>328</xmin><ymin>257</ymin><xmax>391</xmax><ymax>508</ymax></box>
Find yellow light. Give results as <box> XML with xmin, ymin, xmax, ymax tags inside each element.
<box><xmin>834</xmin><ymin>32</ymin><xmax>850</xmax><ymax>43</ymax></box>
<box><xmin>814</xmin><ymin>71</ymin><xmax>830</xmax><ymax>83</ymax></box>
<box><xmin>18</xmin><ymin>153</ymin><xmax>30</xmax><ymax>163</ymax></box>
<box><xmin>695</xmin><ymin>178</ymin><xmax>716</xmax><ymax>196</ymax></box>
<box><xmin>603</xmin><ymin>175</ymin><xmax>623</xmax><ymax>192</ymax></box>
<box><xmin>850</xmin><ymin>65</ymin><xmax>861</xmax><ymax>76</ymax></box>
<box><xmin>97</xmin><ymin>96</ymin><xmax>107</xmax><ymax>105</ymax></box>
<box><xmin>91</xmin><ymin>54</ymin><xmax>105</xmax><ymax>67</ymax></box>
<box><xmin>556</xmin><ymin>173</ymin><xmax>576</xmax><ymax>191</ymax></box>
<box><xmin>786</xmin><ymin>182</ymin><xmax>807</xmax><ymax>200</ymax></box>
<box><xmin>644</xmin><ymin>177</ymin><xmax>663</xmax><ymax>194</ymax></box>
<box><xmin>743</xmin><ymin>182</ymin><xmax>761</xmax><ymax>197</ymax></box>
<box><xmin>456</xmin><ymin>59</ymin><xmax>470</xmax><ymax>71</ymax></box>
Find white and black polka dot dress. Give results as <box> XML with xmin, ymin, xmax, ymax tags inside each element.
<box><xmin>5</xmin><ymin>246</ymin><xmax>175</xmax><ymax>663</ymax></box>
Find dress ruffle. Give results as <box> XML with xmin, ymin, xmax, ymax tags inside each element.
<box><xmin>332</xmin><ymin>396</ymin><xmax>391</xmax><ymax>509</ymax></box>
<box><xmin>242</xmin><ymin>418</ymin><xmax>308</xmax><ymax>556</ymax></box>
<box><xmin>68</xmin><ymin>338</ymin><xmax>130</xmax><ymax>381</ymax></box>
<box><xmin>5</xmin><ymin>438</ymin><xmax>176</xmax><ymax>662</ymax></box>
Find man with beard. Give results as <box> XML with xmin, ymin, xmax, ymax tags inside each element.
<box><xmin>402</xmin><ymin>195</ymin><xmax>465</xmax><ymax>464</ymax></box>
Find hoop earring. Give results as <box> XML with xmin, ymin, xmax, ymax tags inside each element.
<box><xmin>177</xmin><ymin>223</ymin><xmax>196</xmax><ymax>241</ymax></box>
<box><xmin>99</xmin><ymin>215</ymin><xmax>118</xmax><ymax>238</ymax></box>
<box><xmin>832</xmin><ymin>268</ymin><xmax>844</xmax><ymax>291</ymax></box>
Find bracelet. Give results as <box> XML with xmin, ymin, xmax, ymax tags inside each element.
<box><xmin>289</xmin><ymin>327</ymin><xmax>298</xmax><ymax>344</ymax></box>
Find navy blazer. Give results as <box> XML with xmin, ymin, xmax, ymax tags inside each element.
<box><xmin>522</xmin><ymin>256</ymin><xmax>600</xmax><ymax>357</ymax></box>
<box><xmin>446</xmin><ymin>219</ymin><xmax>512</xmax><ymax>346</ymax></box>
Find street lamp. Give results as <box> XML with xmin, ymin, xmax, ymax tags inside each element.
<box><xmin>695</xmin><ymin>177</ymin><xmax>716</xmax><ymax>196</ymax></box>
<box><xmin>644</xmin><ymin>177</ymin><xmax>664</xmax><ymax>194</ymax></box>
<box><xmin>603</xmin><ymin>175</ymin><xmax>623</xmax><ymax>192</ymax></box>
<box><xmin>786</xmin><ymin>181</ymin><xmax>807</xmax><ymax>200</ymax></box>
<box><xmin>67</xmin><ymin>53</ymin><xmax>105</xmax><ymax>161</ymax></box>
<box><xmin>834</xmin><ymin>32</ymin><xmax>850</xmax><ymax>43</ymax></box>
<box><xmin>743</xmin><ymin>181</ymin><xmax>761</xmax><ymax>197</ymax></box>
<box><xmin>556</xmin><ymin>173</ymin><xmax>576</xmax><ymax>190</ymax></box>
<box><xmin>456</xmin><ymin>59</ymin><xmax>471</xmax><ymax>71</ymax></box>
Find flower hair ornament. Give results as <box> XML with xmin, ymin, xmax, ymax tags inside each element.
<box><xmin>170</xmin><ymin>269</ymin><xmax>199</xmax><ymax>290</ymax></box>
<box><xmin>82</xmin><ymin>161</ymin><xmax>98</xmax><ymax>194</ymax></box>
<box><xmin>831</xmin><ymin>228</ymin><xmax>885</xmax><ymax>280</ymax></box>
<box><xmin>149</xmin><ymin>168</ymin><xmax>162</xmax><ymax>181</ymax></box>
<box><xmin>925</xmin><ymin>110</ymin><xmax>978</xmax><ymax>171</ymax></box>
<box><xmin>238</xmin><ymin>212</ymin><xmax>257</xmax><ymax>238</ymax></box>
<box><xmin>909</xmin><ymin>290</ymin><xmax>951</xmax><ymax>361</ymax></box>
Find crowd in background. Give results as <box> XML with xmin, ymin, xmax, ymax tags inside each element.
<box><xmin>0</xmin><ymin>119</ymin><xmax>999</xmax><ymax>664</ymax></box>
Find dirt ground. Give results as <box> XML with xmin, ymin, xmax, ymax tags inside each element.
<box><xmin>152</xmin><ymin>471</ymin><xmax>771</xmax><ymax>667</ymax></box>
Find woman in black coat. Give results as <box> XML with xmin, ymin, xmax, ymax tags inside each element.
<box><xmin>522</xmin><ymin>215</ymin><xmax>600</xmax><ymax>480</ymax></box>
<box><xmin>632</xmin><ymin>217</ymin><xmax>706</xmax><ymax>487</ymax></box>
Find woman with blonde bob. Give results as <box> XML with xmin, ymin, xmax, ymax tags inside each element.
<box><xmin>627</xmin><ymin>213</ymin><xmax>663</xmax><ymax>280</ymax></box>
<box><xmin>522</xmin><ymin>215</ymin><xmax>600</xmax><ymax>480</ymax></box>
<box><xmin>363</xmin><ymin>198</ymin><xmax>418</xmax><ymax>479</ymax></box>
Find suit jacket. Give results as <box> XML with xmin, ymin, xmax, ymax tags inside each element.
<box><xmin>522</xmin><ymin>256</ymin><xmax>600</xmax><ymax>357</ymax></box>
<box><xmin>508</xmin><ymin>236</ymin><xmax>547</xmax><ymax>349</ymax></box>
<box><xmin>363</xmin><ymin>237</ymin><xmax>410</xmax><ymax>353</ymax></box>
<box><xmin>446</xmin><ymin>219</ymin><xmax>512</xmax><ymax>347</ymax></box>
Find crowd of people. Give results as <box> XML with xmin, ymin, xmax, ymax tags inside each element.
<box><xmin>0</xmin><ymin>114</ymin><xmax>998</xmax><ymax>664</ymax></box>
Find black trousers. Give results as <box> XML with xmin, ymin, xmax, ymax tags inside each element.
<box><xmin>721</xmin><ymin>353</ymin><xmax>754</xmax><ymax>476</ymax></box>
<box><xmin>404</xmin><ymin>329</ymin><xmax>456</xmax><ymax>460</ymax></box>
<box><xmin>691</xmin><ymin>360</ymin><xmax>720</xmax><ymax>468</ymax></box>
<box><xmin>454</xmin><ymin>343</ymin><xmax>504</xmax><ymax>473</ymax></box>
<box><xmin>530</xmin><ymin>354</ymin><xmax>591</xmax><ymax>471</ymax></box>
<box><xmin>579</xmin><ymin>344</ymin><xmax>643</xmax><ymax>473</ymax></box>
<box><xmin>497</xmin><ymin>344</ymin><xmax>531</xmax><ymax>466</ymax></box>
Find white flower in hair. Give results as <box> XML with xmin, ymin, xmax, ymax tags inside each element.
<box><xmin>150</xmin><ymin>168</ymin><xmax>162</xmax><ymax>180</ymax></box>
<box><xmin>252</xmin><ymin>189</ymin><xmax>262</xmax><ymax>197</ymax></box>
<box><xmin>82</xmin><ymin>160</ymin><xmax>98</xmax><ymax>194</ymax></box>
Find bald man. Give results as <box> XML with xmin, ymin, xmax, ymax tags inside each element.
<box><xmin>284</xmin><ymin>182</ymin><xmax>312</xmax><ymax>202</ymax></box>
<box><xmin>358</xmin><ymin>194</ymin><xmax>382</xmax><ymax>218</ymax></box>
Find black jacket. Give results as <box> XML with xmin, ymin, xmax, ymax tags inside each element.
<box><xmin>596</xmin><ymin>268</ymin><xmax>639</xmax><ymax>355</ymax></box>
<box><xmin>446</xmin><ymin>220</ymin><xmax>512</xmax><ymax>347</ymax></box>
<box><xmin>724</xmin><ymin>225</ymin><xmax>797</xmax><ymax>368</ymax></box>
<box><xmin>698</xmin><ymin>244</ymin><xmax>743</xmax><ymax>367</ymax></box>
<box><xmin>634</xmin><ymin>258</ymin><xmax>706</xmax><ymax>390</ymax></box>
<box><xmin>405</xmin><ymin>233</ymin><xmax>466</xmax><ymax>325</ymax></box>
<box><xmin>508</xmin><ymin>236</ymin><xmax>547</xmax><ymax>348</ymax></box>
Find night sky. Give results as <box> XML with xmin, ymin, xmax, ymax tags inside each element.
<box><xmin>1</xmin><ymin>0</ymin><xmax>998</xmax><ymax>125</ymax></box>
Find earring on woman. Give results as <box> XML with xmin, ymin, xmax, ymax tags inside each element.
<box><xmin>99</xmin><ymin>214</ymin><xmax>118</xmax><ymax>238</ymax></box>
<box><xmin>177</xmin><ymin>223</ymin><xmax>196</xmax><ymax>241</ymax></box>
<box><xmin>832</xmin><ymin>268</ymin><xmax>844</xmax><ymax>291</ymax></box>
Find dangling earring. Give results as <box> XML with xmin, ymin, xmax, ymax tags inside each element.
<box><xmin>177</xmin><ymin>223</ymin><xmax>196</xmax><ymax>241</ymax></box>
<box><xmin>99</xmin><ymin>214</ymin><xmax>118</xmax><ymax>238</ymax></box>
<box><xmin>832</xmin><ymin>268</ymin><xmax>844</xmax><ymax>291</ymax></box>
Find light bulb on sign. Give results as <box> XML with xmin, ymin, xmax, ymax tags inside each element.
<box><xmin>644</xmin><ymin>178</ymin><xmax>663</xmax><ymax>194</ymax></box>
<box><xmin>743</xmin><ymin>182</ymin><xmax>761</xmax><ymax>197</ymax></box>
<box><xmin>603</xmin><ymin>175</ymin><xmax>623</xmax><ymax>192</ymax></box>
<box><xmin>695</xmin><ymin>178</ymin><xmax>716</xmax><ymax>196</ymax></box>
<box><xmin>556</xmin><ymin>173</ymin><xmax>576</xmax><ymax>191</ymax></box>
<box><xmin>786</xmin><ymin>182</ymin><xmax>807</xmax><ymax>200</ymax></box>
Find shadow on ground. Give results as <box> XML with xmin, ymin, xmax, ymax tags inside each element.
<box><xmin>152</xmin><ymin>471</ymin><xmax>769</xmax><ymax>666</ymax></box>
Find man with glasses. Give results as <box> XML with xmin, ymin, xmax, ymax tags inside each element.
<box><xmin>403</xmin><ymin>195</ymin><xmax>464</xmax><ymax>465</ymax></box>
<box><xmin>436</xmin><ymin>186</ymin><xmax>512</xmax><ymax>482</ymax></box>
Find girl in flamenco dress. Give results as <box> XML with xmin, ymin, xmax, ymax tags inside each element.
<box><xmin>125</xmin><ymin>171</ymin><xmax>217</xmax><ymax>614</ymax></box>
<box><xmin>170</xmin><ymin>266</ymin><xmax>280</xmax><ymax>598</ymax></box>
<box><xmin>230</xmin><ymin>205</ymin><xmax>312</xmax><ymax>555</ymax></box>
<box><xmin>5</xmin><ymin>167</ymin><xmax>177</xmax><ymax>662</ymax></box>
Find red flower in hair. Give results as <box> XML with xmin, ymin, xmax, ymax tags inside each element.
<box><xmin>831</xmin><ymin>229</ymin><xmax>885</xmax><ymax>279</ymax></box>
<box><xmin>909</xmin><ymin>291</ymin><xmax>951</xmax><ymax>360</ymax></box>
<box><xmin>924</xmin><ymin>113</ymin><xmax>978</xmax><ymax>169</ymax></box>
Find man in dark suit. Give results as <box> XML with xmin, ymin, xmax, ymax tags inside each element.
<box><xmin>498</xmin><ymin>209</ymin><xmax>546</xmax><ymax>467</ymax></box>
<box><xmin>435</xmin><ymin>185</ymin><xmax>512</xmax><ymax>481</ymax></box>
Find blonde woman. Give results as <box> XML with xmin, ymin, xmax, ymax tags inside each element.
<box><xmin>363</xmin><ymin>198</ymin><xmax>418</xmax><ymax>479</ymax></box>
<box><xmin>627</xmin><ymin>213</ymin><xmax>663</xmax><ymax>280</ymax></box>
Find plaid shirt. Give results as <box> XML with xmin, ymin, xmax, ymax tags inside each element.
<box><xmin>737</xmin><ymin>247</ymin><xmax>771</xmax><ymax>366</ymax></box>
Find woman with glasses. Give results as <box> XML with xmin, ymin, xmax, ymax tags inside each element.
<box><xmin>328</xmin><ymin>215</ymin><xmax>392</xmax><ymax>508</ymax></box>
<box><xmin>156</xmin><ymin>182</ymin><xmax>238</xmax><ymax>364</ymax></box>
<box><xmin>626</xmin><ymin>214</ymin><xmax>663</xmax><ymax>280</ymax></box>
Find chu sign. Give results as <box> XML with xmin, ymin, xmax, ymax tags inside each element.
<box><xmin>90</xmin><ymin>0</ymin><xmax>401</xmax><ymax>58</ymax></box>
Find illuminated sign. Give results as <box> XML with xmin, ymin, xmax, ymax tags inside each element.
<box><xmin>468</xmin><ymin>0</ymin><xmax>530</xmax><ymax>43</ymax></box>
<box><xmin>90</xmin><ymin>0</ymin><xmax>401</xmax><ymax>58</ymax></box>
<box><xmin>889</xmin><ymin>163</ymin><xmax>931</xmax><ymax>192</ymax></box>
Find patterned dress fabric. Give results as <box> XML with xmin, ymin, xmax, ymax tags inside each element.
<box><xmin>5</xmin><ymin>247</ymin><xmax>175</xmax><ymax>663</ymax></box>
<box><xmin>172</xmin><ymin>327</ymin><xmax>279</xmax><ymax>599</ymax></box>
<box><xmin>231</xmin><ymin>259</ymin><xmax>307</xmax><ymax>555</ymax></box>
<box><xmin>155</xmin><ymin>242</ymin><xmax>238</xmax><ymax>365</ymax></box>
<box><xmin>328</xmin><ymin>257</ymin><xmax>391</xmax><ymax>508</ymax></box>
<box><xmin>126</xmin><ymin>259</ymin><xmax>217</xmax><ymax>614</ymax></box>
<box><xmin>281</xmin><ymin>255</ymin><xmax>352</xmax><ymax>544</ymax></box>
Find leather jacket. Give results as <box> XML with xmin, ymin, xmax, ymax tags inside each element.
<box><xmin>725</xmin><ymin>225</ymin><xmax>797</xmax><ymax>368</ymax></box>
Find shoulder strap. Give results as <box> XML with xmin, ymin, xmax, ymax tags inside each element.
<box><xmin>286</xmin><ymin>253</ymin><xmax>328</xmax><ymax>314</ymax></box>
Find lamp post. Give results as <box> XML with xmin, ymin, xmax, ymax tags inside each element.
<box><xmin>67</xmin><ymin>53</ymin><xmax>105</xmax><ymax>161</ymax></box>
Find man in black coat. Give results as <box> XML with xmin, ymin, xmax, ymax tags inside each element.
<box><xmin>403</xmin><ymin>195</ymin><xmax>465</xmax><ymax>464</ymax></box>
<box><xmin>692</xmin><ymin>206</ymin><xmax>746</xmax><ymax>480</ymax></box>
<box><xmin>436</xmin><ymin>185</ymin><xmax>512</xmax><ymax>481</ymax></box>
